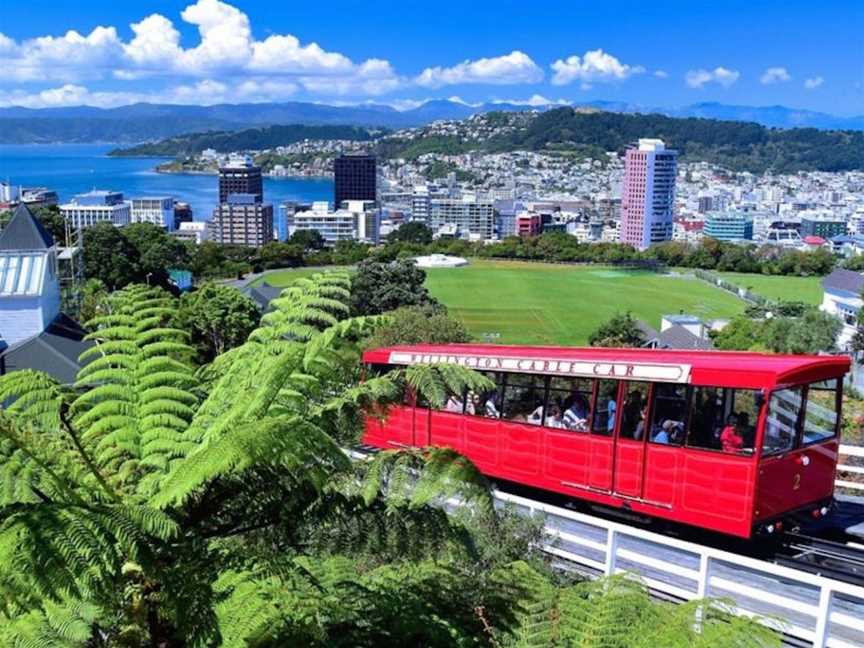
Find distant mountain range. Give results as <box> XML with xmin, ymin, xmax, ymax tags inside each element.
<box><xmin>0</xmin><ymin>99</ymin><xmax>862</xmax><ymax>144</ymax></box>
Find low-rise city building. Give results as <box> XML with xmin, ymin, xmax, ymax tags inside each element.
<box><xmin>60</xmin><ymin>190</ymin><xmax>130</xmax><ymax>229</ymax></box>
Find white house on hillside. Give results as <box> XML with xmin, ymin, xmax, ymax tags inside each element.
<box><xmin>820</xmin><ymin>269</ymin><xmax>864</xmax><ymax>350</ymax></box>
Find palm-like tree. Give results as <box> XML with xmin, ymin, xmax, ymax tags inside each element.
<box><xmin>0</xmin><ymin>273</ymin><xmax>782</xmax><ymax>647</ymax></box>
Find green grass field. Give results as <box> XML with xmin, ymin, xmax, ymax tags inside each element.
<box><xmin>424</xmin><ymin>260</ymin><xmax>745</xmax><ymax>346</ymax></box>
<box><xmin>247</xmin><ymin>261</ymin><xmax>791</xmax><ymax>346</ymax></box>
<box><xmin>715</xmin><ymin>272</ymin><xmax>824</xmax><ymax>305</ymax></box>
<box><xmin>248</xmin><ymin>267</ymin><xmax>348</xmax><ymax>288</ymax></box>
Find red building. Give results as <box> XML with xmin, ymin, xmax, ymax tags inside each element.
<box><xmin>516</xmin><ymin>213</ymin><xmax>541</xmax><ymax>237</ymax></box>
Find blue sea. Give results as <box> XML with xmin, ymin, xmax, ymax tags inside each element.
<box><xmin>0</xmin><ymin>144</ymin><xmax>334</xmax><ymax>220</ymax></box>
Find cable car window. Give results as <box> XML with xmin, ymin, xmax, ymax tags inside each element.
<box><xmin>619</xmin><ymin>382</ymin><xmax>650</xmax><ymax>441</ymax></box>
<box><xmin>649</xmin><ymin>384</ymin><xmax>687</xmax><ymax>445</ymax></box>
<box><xmin>592</xmin><ymin>380</ymin><xmax>619</xmax><ymax>436</ymax></box>
<box><xmin>547</xmin><ymin>377</ymin><xmax>593</xmax><ymax>431</ymax></box>
<box><xmin>763</xmin><ymin>387</ymin><xmax>803</xmax><ymax>456</ymax></box>
<box><xmin>688</xmin><ymin>387</ymin><xmax>759</xmax><ymax>455</ymax></box>
<box><xmin>688</xmin><ymin>387</ymin><xmax>725</xmax><ymax>450</ymax></box>
<box><xmin>501</xmin><ymin>373</ymin><xmax>545</xmax><ymax>423</ymax></box>
<box><xmin>466</xmin><ymin>371</ymin><xmax>502</xmax><ymax>418</ymax></box>
<box><xmin>802</xmin><ymin>379</ymin><xmax>840</xmax><ymax>445</ymax></box>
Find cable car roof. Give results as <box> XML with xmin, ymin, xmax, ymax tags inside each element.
<box><xmin>363</xmin><ymin>344</ymin><xmax>851</xmax><ymax>389</ymax></box>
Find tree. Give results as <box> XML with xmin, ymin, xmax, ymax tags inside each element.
<box><xmin>0</xmin><ymin>276</ymin><xmax>499</xmax><ymax>645</ymax></box>
<box><xmin>123</xmin><ymin>222</ymin><xmax>190</xmax><ymax>286</ymax></box>
<box><xmin>82</xmin><ymin>222</ymin><xmax>139</xmax><ymax>289</ymax></box>
<box><xmin>764</xmin><ymin>309</ymin><xmax>841</xmax><ymax>354</ymax></box>
<box><xmin>711</xmin><ymin>315</ymin><xmax>766</xmax><ymax>351</ymax></box>
<box><xmin>350</xmin><ymin>258</ymin><xmax>439</xmax><ymax>316</ymax></box>
<box><xmin>388</xmin><ymin>221</ymin><xmax>433</xmax><ymax>245</ymax></box>
<box><xmin>179</xmin><ymin>283</ymin><xmax>261</xmax><ymax>361</ymax></box>
<box><xmin>34</xmin><ymin>205</ymin><xmax>67</xmax><ymax>243</ymax></box>
<box><xmin>364</xmin><ymin>304</ymin><xmax>470</xmax><ymax>348</ymax></box>
<box><xmin>331</xmin><ymin>239</ymin><xmax>370</xmax><ymax>265</ymax></box>
<box><xmin>588</xmin><ymin>312</ymin><xmax>647</xmax><ymax>348</ymax></box>
<box><xmin>78</xmin><ymin>278</ymin><xmax>110</xmax><ymax>325</ymax></box>
<box><xmin>289</xmin><ymin>228</ymin><xmax>326</xmax><ymax>252</ymax></box>
<box><xmin>258</xmin><ymin>241</ymin><xmax>304</xmax><ymax>269</ymax></box>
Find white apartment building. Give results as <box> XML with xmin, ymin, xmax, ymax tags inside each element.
<box><xmin>130</xmin><ymin>197</ymin><xmax>175</xmax><ymax>230</ymax></box>
<box><xmin>60</xmin><ymin>190</ymin><xmax>131</xmax><ymax>229</ymax></box>
<box><xmin>171</xmin><ymin>221</ymin><xmax>213</xmax><ymax>245</ymax></box>
<box><xmin>291</xmin><ymin>200</ymin><xmax>380</xmax><ymax>246</ymax></box>
<box><xmin>428</xmin><ymin>196</ymin><xmax>495</xmax><ymax>240</ymax></box>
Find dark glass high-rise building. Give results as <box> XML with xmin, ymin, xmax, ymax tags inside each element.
<box><xmin>334</xmin><ymin>154</ymin><xmax>377</xmax><ymax>207</ymax></box>
<box><xmin>218</xmin><ymin>156</ymin><xmax>263</xmax><ymax>204</ymax></box>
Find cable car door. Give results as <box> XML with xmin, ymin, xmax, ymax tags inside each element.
<box><xmin>612</xmin><ymin>382</ymin><xmax>651</xmax><ymax>498</ymax></box>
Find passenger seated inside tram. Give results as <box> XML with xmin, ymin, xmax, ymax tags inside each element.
<box><xmin>471</xmin><ymin>390</ymin><xmax>499</xmax><ymax>418</ymax></box>
<box><xmin>445</xmin><ymin>394</ymin><xmax>464</xmax><ymax>413</ymax></box>
<box><xmin>634</xmin><ymin>406</ymin><xmax>648</xmax><ymax>440</ymax></box>
<box><xmin>545</xmin><ymin>404</ymin><xmax>565</xmax><ymax>429</ymax></box>
<box><xmin>720</xmin><ymin>414</ymin><xmax>745</xmax><ymax>453</ymax></box>
<box><xmin>529</xmin><ymin>403</ymin><xmax>544</xmax><ymax>425</ymax></box>
<box><xmin>653</xmin><ymin>419</ymin><xmax>684</xmax><ymax>444</ymax></box>
<box><xmin>563</xmin><ymin>395</ymin><xmax>590</xmax><ymax>431</ymax></box>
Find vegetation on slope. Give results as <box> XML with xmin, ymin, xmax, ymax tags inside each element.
<box><xmin>109</xmin><ymin>123</ymin><xmax>379</xmax><ymax>156</ymax></box>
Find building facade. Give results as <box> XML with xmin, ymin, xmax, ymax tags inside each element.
<box><xmin>428</xmin><ymin>197</ymin><xmax>495</xmax><ymax>240</ymax></box>
<box><xmin>704</xmin><ymin>211</ymin><xmax>754</xmax><ymax>241</ymax></box>
<box><xmin>801</xmin><ymin>216</ymin><xmax>846</xmax><ymax>240</ymax></box>
<box><xmin>173</xmin><ymin>201</ymin><xmax>193</xmax><ymax>229</ymax></box>
<box><xmin>334</xmin><ymin>154</ymin><xmax>377</xmax><ymax>207</ymax></box>
<box><xmin>131</xmin><ymin>197</ymin><xmax>175</xmax><ymax>230</ymax></box>
<box><xmin>218</xmin><ymin>156</ymin><xmax>263</xmax><ymax>204</ymax></box>
<box><xmin>291</xmin><ymin>200</ymin><xmax>380</xmax><ymax>246</ymax></box>
<box><xmin>60</xmin><ymin>190</ymin><xmax>131</xmax><ymax>229</ymax></box>
<box><xmin>619</xmin><ymin>139</ymin><xmax>678</xmax><ymax>251</ymax></box>
<box><xmin>212</xmin><ymin>195</ymin><xmax>273</xmax><ymax>247</ymax></box>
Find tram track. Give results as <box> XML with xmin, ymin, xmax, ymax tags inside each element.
<box><xmin>775</xmin><ymin>532</ymin><xmax>864</xmax><ymax>587</ymax></box>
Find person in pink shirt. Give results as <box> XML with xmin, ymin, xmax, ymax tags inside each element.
<box><xmin>720</xmin><ymin>415</ymin><xmax>744</xmax><ymax>453</ymax></box>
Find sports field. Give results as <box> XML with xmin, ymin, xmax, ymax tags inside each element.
<box><xmin>715</xmin><ymin>272</ymin><xmax>824</xmax><ymax>305</ymax></box>
<box><xmin>248</xmin><ymin>267</ymin><xmax>347</xmax><ymax>288</ymax></box>
<box><xmin>424</xmin><ymin>260</ymin><xmax>745</xmax><ymax>346</ymax></box>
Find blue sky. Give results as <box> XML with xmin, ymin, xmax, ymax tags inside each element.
<box><xmin>1</xmin><ymin>0</ymin><xmax>861</xmax><ymax>113</ymax></box>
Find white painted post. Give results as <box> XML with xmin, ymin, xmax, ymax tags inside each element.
<box><xmin>697</xmin><ymin>553</ymin><xmax>711</xmax><ymax>598</ymax></box>
<box><xmin>813</xmin><ymin>586</ymin><xmax>833</xmax><ymax>648</ymax></box>
<box><xmin>604</xmin><ymin>528</ymin><xmax>618</xmax><ymax>576</ymax></box>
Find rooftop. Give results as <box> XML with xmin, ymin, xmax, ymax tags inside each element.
<box><xmin>0</xmin><ymin>204</ymin><xmax>54</xmax><ymax>251</ymax></box>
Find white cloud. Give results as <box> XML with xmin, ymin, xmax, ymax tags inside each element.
<box><xmin>550</xmin><ymin>49</ymin><xmax>644</xmax><ymax>87</ymax></box>
<box><xmin>760</xmin><ymin>67</ymin><xmax>791</xmax><ymax>85</ymax></box>
<box><xmin>1</xmin><ymin>27</ymin><xmax>124</xmax><ymax>82</ymax></box>
<box><xmin>0</xmin><ymin>0</ymin><xmax>399</xmax><ymax>98</ymax></box>
<box><xmin>685</xmin><ymin>67</ymin><xmax>740</xmax><ymax>88</ymax></box>
<box><xmin>415</xmin><ymin>51</ymin><xmax>543</xmax><ymax>88</ymax></box>
<box><xmin>492</xmin><ymin>94</ymin><xmax>570</xmax><ymax>107</ymax></box>
<box><xmin>654</xmin><ymin>70</ymin><xmax>668</xmax><ymax>79</ymax></box>
<box><xmin>0</xmin><ymin>78</ymin><xmax>302</xmax><ymax>108</ymax></box>
<box><xmin>804</xmin><ymin>76</ymin><xmax>824</xmax><ymax>90</ymax></box>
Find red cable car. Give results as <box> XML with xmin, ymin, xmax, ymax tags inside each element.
<box><xmin>362</xmin><ymin>344</ymin><xmax>851</xmax><ymax>538</ymax></box>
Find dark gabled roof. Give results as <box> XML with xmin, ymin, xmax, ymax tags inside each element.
<box><xmin>822</xmin><ymin>269</ymin><xmax>864</xmax><ymax>295</ymax></box>
<box><xmin>635</xmin><ymin>320</ymin><xmax>660</xmax><ymax>342</ymax></box>
<box><xmin>0</xmin><ymin>204</ymin><xmax>54</xmax><ymax>251</ymax></box>
<box><xmin>0</xmin><ymin>313</ymin><xmax>93</xmax><ymax>385</ymax></box>
<box><xmin>657</xmin><ymin>324</ymin><xmax>714</xmax><ymax>351</ymax></box>
<box><xmin>243</xmin><ymin>281</ymin><xmax>283</xmax><ymax>312</ymax></box>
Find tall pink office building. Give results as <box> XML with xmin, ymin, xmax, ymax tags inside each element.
<box><xmin>619</xmin><ymin>138</ymin><xmax>678</xmax><ymax>250</ymax></box>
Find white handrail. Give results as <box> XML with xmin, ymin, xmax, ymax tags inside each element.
<box><xmin>494</xmin><ymin>488</ymin><xmax>864</xmax><ymax>648</ymax></box>
<box><xmin>838</xmin><ymin>444</ymin><xmax>864</xmax><ymax>491</ymax></box>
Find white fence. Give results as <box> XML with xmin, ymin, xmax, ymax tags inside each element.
<box><xmin>494</xmin><ymin>489</ymin><xmax>864</xmax><ymax>648</ymax></box>
<box><xmin>838</xmin><ymin>445</ymin><xmax>864</xmax><ymax>492</ymax></box>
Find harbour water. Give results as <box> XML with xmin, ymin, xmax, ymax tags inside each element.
<box><xmin>0</xmin><ymin>144</ymin><xmax>334</xmax><ymax>220</ymax></box>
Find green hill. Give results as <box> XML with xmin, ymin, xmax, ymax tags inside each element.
<box><xmin>109</xmin><ymin>124</ymin><xmax>379</xmax><ymax>157</ymax></box>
